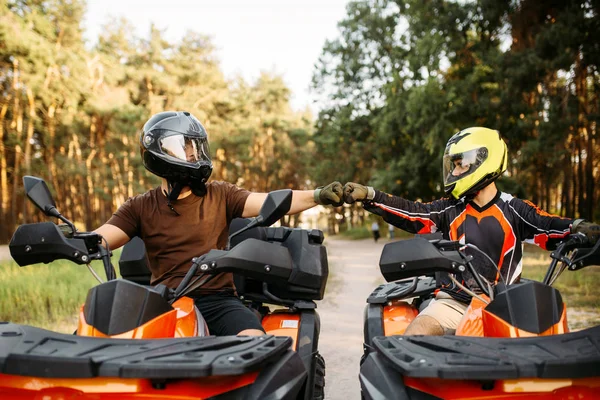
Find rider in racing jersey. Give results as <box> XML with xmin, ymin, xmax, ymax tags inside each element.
<box><xmin>342</xmin><ymin>127</ymin><xmax>600</xmax><ymax>335</ymax></box>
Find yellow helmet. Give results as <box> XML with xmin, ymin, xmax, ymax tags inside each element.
<box><xmin>443</xmin><ymin>127</ymin><xmax>508</xmax><ymax>199</ymax></box>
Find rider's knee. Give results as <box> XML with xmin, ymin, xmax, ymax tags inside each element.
<box><xmin>404</xmin><ymin>315</ymin><xmax>445</xmax><ymax>336</ymax></box>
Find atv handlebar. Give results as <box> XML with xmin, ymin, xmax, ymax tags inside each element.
<box><xmin>379</xmin><ymin>233</ymin><xmax>600</xmax><ymax>296</ymax></box>
<box><xmin>543</xmin><ymin>232</ymin><xmax>600</xmax><ymax>285</ymax></box>
<box><xmin>9</xmin><ymin>222</ymin><xmax>117</xmax><ymax>281</ymax></box>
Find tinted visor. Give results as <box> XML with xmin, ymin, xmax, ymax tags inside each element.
<box><xmin>159</xmin><ymin>134</ymin><xmax>211</xmax><ymax>165</ymax></box>
<box><xmin>443</xmin><ymin>147</ymin><xmax>488</xmax><ymax>185</ymax></box>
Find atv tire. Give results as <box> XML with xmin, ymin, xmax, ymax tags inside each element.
<box><xmin>312</xmin><ymin>352</ymin><xmax>326</xmax><ymax>400</ymax></box>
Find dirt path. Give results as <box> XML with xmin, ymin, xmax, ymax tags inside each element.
<box><xmin>0</xmin><ymin>245</ymin><xmax>11</xmax><ymax>262</ymax></box>
<box><xmin>318</xmin><ymin>237</ymin><xmax>388</xmax><ymax>400</ymax></box>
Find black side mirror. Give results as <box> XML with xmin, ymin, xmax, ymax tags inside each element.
<box><xmin>228</xmin><ymin>189</ymin><xmax>293</xmax><ymax>242</ymax></box>
<box><xmin>258</xmin><ymin>189</ymin><xmax>293</xmax><ymax>226</ymax></box>
<box><xmin>23</xmin><ymin>175</ymin><xmax>76</xmax><ymax>232</ymax></box>
<box><xmin>23</xmin><ymin>176</ymin><xmax>60</xmax><ymax>218</ymax></box>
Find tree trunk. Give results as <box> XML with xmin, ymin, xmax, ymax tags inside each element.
<box><xmin>85</xmin><ymin>149</ymin><xmax>97</xmax><ymax>230</ymax></box>
<box><xmin>562</xmin><ymin>154</ymin><xmax>572</xmax><ymax>217</ymax></box>
<box><xmin>585</xmin><ymin>125</ymin><xmax>594</xmax><ymax>220</ymax></box>
<box><xmin>45</xmin><ymin>104</ymin><xmax>61</xmax><ymax>200</ymax></box>
<box><xmin>0</xmin><ymin>100</ymin><xmax>9</xmax><ymax>242</ymax></box>
<box><xmin>577</xmin><ymin>137</ymin><xmax>585</xmax><ymax>218</ymax></box>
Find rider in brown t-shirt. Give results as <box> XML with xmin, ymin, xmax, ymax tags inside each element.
<box><xmin>94</xmin><ymin>111</ymin><xmax>344</xmax><ymax>336</ymax></box>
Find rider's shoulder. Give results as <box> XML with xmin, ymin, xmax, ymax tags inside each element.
<box><xmin>128</xmin><ymin>187</ymin><xmax>161</xmax><ymax>203</ymax></box>
<box><xmin>206</xmin><ymin>180</ymin><xmax>243</xmax><ymax>193</ymax></box>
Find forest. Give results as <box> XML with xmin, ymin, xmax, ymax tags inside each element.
<box><xmin>1</xmin><ymin>0</ymin><xmax>599</xmax><ymax>242</ymax></box>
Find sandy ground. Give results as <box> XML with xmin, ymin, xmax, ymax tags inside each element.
<box><xmin>317</xmin><ymin>237</ymin><xmax>388</xmax><ymax>400</ymax></box>
<box><xmin>0</xmin><ymin>245</ymin><xmax>11</xmax><ymax>262</ymax></box>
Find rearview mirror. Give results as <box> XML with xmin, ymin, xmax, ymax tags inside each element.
<box><xmin>228</xmin><ymin>189</ymin><xmax>293</xmax><ymax>243</ymax></box>
<box><xmin>23</xmin><ymin>176</ymin><xmax>60</xmax><ymax>218</ymax></box>
<box><xmin>258</xmin><ymin>189</ymin><xmax>293</xmax><ymax>227</ymax></box>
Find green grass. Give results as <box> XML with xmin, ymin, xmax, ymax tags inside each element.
<box><xmin>522</xmin><ymin>244</ymin><xmax>600</xmax><ymax>308</ymax></box>
<box><xmin>0</xmin><ymin>250</ymin><xmax>122</xmax><ymax>333</ymax></box>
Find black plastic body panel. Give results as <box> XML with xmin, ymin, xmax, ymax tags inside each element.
<box><xmin>0</xmin><ymin>323</ymin><xmax>297</xmax><ymax>379</ymax></box>
<box><xmin>227</xmin><ymin>220</ymin><xmax>329</xmax><ymax>301</ymax></box>
<box><xmin>208</xmin><ymin>349</ymin><xmax>307</xmax><ymax>400</ymax></box>
<box><xmin>296</xmin><ymin>309</ymin><xmax>321</xmax><ymax>400</ymax></box>
<box><xmin>485</xmin><ymin>280</ymin><xmax>564</xmax><ymax>333</ymax></box>
<box><xmin>370</xmin><ymin>325</ymin><xmax>600</xmax><ymax>380</ymax></box>
<box><xmin>83</xmin><ymin>280</ymin><xmax>173</xmax><ymax>336</ymax></box>
<box><xmin>203</xmin><ymin>239</ymin><xmax>294</xmax><ymax>281</ymax></box>
<box><xmin>360</xmin><ymin>352</ymin><xmax>442</xmax><ymax>400</ymax></box>
<box><xmin>9</xmin><ymin>222</ymin><xmax>89</xmax><ymax>266</ymax></box>
<box><xmin>379</xmin><ymin>238</ymin><xmax>464</xmax><ymax>281</ymax></box>
<box><xmin>363</xmin><ymin>304</ymin><xmax>384</xmax><ymax>354</ymax></box>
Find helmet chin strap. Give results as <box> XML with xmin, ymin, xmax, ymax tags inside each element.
<box><xmin>190</xmin><ymin>180</ymin><xmax>207</xmax><ymax>197</ymax></box>
<box><xmin>163</xmin><ymin>181</ymin><xmax>183</xmax><ymax>215</ymax></box>
<box><xmin>463</xmin><ymin>190</ymin><xmax>480</xmax><ymax>201</ymax></box>
<box><xmin>163</xmin><ymin>180</ymin><xmax>208</xmax><ymax>215</ymax></box>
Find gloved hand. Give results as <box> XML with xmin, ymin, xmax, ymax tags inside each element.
<box><xmin>343</xmin><ymin>182</ymin><xmax>375</xmax><ymax>204</ymax></box>
<box><xmin>571</xmin><ymin>219</ymin><xmax>600</xmax><ymax>244</ymax></box>
<box><xmin>314</xmin><ymin>181</ymin><xmax>344</xmax><ymax>207</ymax></box>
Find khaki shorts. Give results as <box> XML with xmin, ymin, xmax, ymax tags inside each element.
<box><xmin>418</xmin><ymin>292</ymin><xmax>469</xmax><ymax>334</ymax></box>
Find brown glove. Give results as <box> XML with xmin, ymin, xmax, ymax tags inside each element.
<box><xmin>571</xmin><ymin>219</ymin><xmax>600</xmax><ymax>244</ymax></box>
<box><xmin>314</xmin><ymin>181</ymin><xmax>344</xmax><ymax>207</ymax></box>
<box><xmin>343</xmin><ymin>182</ymin><xmax>375</xmax><ymax>204</ymax></box>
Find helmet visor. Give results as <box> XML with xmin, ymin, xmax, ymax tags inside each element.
<box><xmin>158</xmin><ymin>134</ymin><xmax>211</xmax><ymax>166</ymax></box>
<box><xmin>443</xmin><ymin>147</ymin><xmax>488</xmax><ymax>186</ymax></box>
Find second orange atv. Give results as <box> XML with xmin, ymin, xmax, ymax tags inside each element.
<box><xmin>360</xmin><ymin>235</ymin><xmax>600</xmax><ymax>399</ymax></box>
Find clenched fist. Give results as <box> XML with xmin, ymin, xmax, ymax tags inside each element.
<box><xmin>343</xmin><ymin>182</ymin><xmax>375</xmax><ymax>204</ymax></box>
<box><xmin>314</xmin><ymin>181</ymin><xmax>344</xmax><ymax>207</ymax></box>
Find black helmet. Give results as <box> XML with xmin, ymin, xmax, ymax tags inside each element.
<box><xmin>140</xmin><ymin>111</ymin><xmax>213</xmax><ymax>186</ymax></box>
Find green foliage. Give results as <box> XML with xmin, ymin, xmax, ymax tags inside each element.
<box><xmin>0</xmin><ymin>257</ymin><xmax>119</xmax><ymax>332</ymax></box>
<box><xmin>311</xmin><ymin>0</ymin><xmax>600</xmax><ymax>219</ymax></box>
<box><xmin>0</xmin><ymin>2</ymin><xmax>316</xmax><ymax>241</ymax></box>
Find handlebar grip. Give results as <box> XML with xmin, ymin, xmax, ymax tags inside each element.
<box><xmin>570</xmin><ymin>232</ymin><xmax>589</xmax><ymax>245</ymax></box>
<box><xmin>58</xmin><ymin>223</ymin><xmax>74</xmax><ymax>238</ymax></box>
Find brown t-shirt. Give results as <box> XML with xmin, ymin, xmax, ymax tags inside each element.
<box><xmin>107</xmin><ymin>181</ymin><xmax>251</xmax><ymax>292</ymax></box>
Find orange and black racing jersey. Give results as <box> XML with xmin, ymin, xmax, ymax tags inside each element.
<box><xmin>363</xmin><ymin>190</ymin><xmax>574</xmax><ymax>303</ymax></box>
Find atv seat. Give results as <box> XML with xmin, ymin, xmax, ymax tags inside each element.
<box><xmin>119</xmin><ymin>236</ymin><xmax>152</xmax><ymax>285</ymax></box>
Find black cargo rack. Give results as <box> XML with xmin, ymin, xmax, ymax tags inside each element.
<box><xmin>373</xmin><ymin>325</ymin><xmax>600</xmax><ymax>380</ymax></box>
<box><xmin>0</xmin><ymin>322</ymin><xmax>292</xmax><ymax>379</ymax></box>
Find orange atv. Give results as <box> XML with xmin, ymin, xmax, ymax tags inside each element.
<box><xmin>0</xmin><ymin>176</ymin><xmax>327</xmax><ymax>400</ymax></box>
<box><xmin>360</xmin><ymin>235</ymin><xmax>600</xmax><ymax>399</ymax></box>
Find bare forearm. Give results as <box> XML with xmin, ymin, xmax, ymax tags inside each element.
<box><xmin>94</xmin><ymin>224</ymin><xmax>131</xmax><ymax>250</ymax></box>
<box><xmin>243</xmin><ymin>190</ymin><xmax>317</xmax><ymax>218</ymax></box>
<box><xmin>288</xmin><ymin>190</ymin><xmax>318</xmax><ymax>214</ymax></box>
